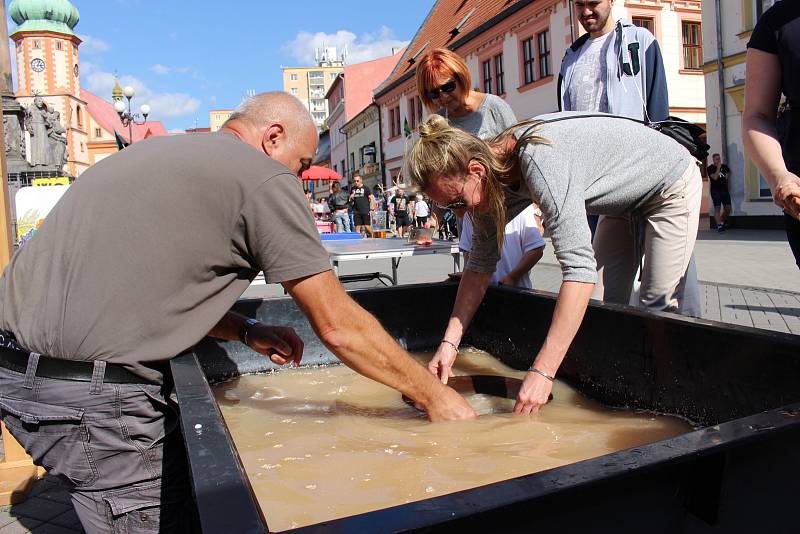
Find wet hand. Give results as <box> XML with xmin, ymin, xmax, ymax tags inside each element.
<box><xmin>513</xmin><ymin>371</ymin><xmax>554</xmax><ymax>416</ymax></box>
<box><xmin>428</xmin><ymin>343</ymin><xmax>458</xmax><ymax>384</ymax></box>
<box><xmin>425</xmin><ymin>385</ymin><xmax>476</xmax><ymax>422</ymax></box>
<box><xmin>248</xmin><ymin>325</ymin><xmax>304</xmax><ymax>367</ymax></box>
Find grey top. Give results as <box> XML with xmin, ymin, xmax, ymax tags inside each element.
<box><xmin>443</xmin><ymin>93</ymin><xmax>517</xmax><ymax>140</ymax></box>
<box><xmin>0</xmin><ymin>132</ymin><xmax>332</xmax><ymax>383</ymax></box>
<box><xmin>468</xmin><ymin>112</ymin><xmax>694</xmax><ymax>282</ymax></box>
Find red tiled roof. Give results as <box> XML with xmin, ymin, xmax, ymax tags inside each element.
<box><xmin>375</xmin><ymin>0</ymin><xmax>527</xmax><ymax>97</ymax></box>
<box><xmin>342</xmin><ymin>48</ymin><xmax>405</xmax><ymax>122</ymax></box>
<box><xmin>80</xmin><ymin>89</ymin><xmax>168</xmax><ymax>143</ymax></box>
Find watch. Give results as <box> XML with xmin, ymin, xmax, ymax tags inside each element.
<box><xmin>239</xmin><ymin>318</ymin><xmax>259</xmax><ymax>346</ymax></box>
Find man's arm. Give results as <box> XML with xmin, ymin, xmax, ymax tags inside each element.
<box><xmin>283</xmin><ymin>270</ymin><xmax>475</xmax><ymax>421</ymax></box>
<box><xmin>644</xmin><ymin>38</ymin><xmax>670</xmax><ymax>122</ymax></box>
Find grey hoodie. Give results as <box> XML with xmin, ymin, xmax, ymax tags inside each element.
<box><xmin>557</xmin><ymin>19</ymin><xmax>669</xmax><ymax>122</ymax></box>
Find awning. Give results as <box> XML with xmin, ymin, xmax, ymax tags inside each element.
<box><xmin>301</xmin><ymin>165</ymin><xmax>343</xmax><ymax>182</ymax></box>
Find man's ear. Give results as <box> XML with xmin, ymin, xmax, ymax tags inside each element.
<box><xmin>261</xmin><ymin>124</ymin><xmax>285</xmax><ymax>156</ymax></box>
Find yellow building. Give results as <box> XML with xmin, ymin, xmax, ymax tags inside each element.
<box><xmin>209</xmin><ymin>109</ymin><xmax>233</xmax><ymax>132</ymax></box>
<box><xmin>282</xmin><ymin>47</ymin><xmax>345</xmax><ymax>129</ymax></box>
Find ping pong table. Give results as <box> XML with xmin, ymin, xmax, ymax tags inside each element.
<box><xmin>324</xmin><ymin>238</ymin><xmax>461</xmax><ymax>286</ymax></box>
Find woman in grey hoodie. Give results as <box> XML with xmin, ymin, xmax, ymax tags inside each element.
<box><xmin>403</xmin><ymin>112</ymin><xmax>701</xmax><ymax>416</ymax></box>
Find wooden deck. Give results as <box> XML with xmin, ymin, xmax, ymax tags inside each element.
<box><xmin>534</xmin><ymin>263</ymin><xmax>800</xmax><ymax>335</ymax></box>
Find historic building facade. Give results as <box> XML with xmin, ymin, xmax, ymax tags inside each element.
<box><xmin>374</xmin><ymin>0</ymin><xmax>706</xmax><ymax>190</ymax></box>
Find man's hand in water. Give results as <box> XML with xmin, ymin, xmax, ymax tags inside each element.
<box><xmin>424</xmin><ymin>384</ymin><xmax>476</xmax><ymax>421</ymax></box>
<box><xmin>248</xmin><ymin>325</ymin><xmax>304</xmax><ymax>367</ymax></box>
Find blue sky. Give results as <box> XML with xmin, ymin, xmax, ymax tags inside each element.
<box><xmin>11</xmin><ymin>1</ymin><xmax>435</xmax><ymax>131</ymax></box>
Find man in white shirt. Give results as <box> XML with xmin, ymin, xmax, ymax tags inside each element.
<box><xmin>459</xmin><ymin>205</ymin><xmax>545</xmax><ymax>289</ymax></box>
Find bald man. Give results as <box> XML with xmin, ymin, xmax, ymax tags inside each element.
<box><xmin>0</xmin><ymin>92</ymin><xmax>474</xmax><ymax>533</ymax></box>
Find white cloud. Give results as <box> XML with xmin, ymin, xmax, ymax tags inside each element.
<box><xmin>283</xmin><ymin>26</ymin><xmax>408</xmax><ymax>65</ymax></box>
<box><xmin>82</xmin><ymin>62</ymin><xmax>201</xmax><ymax>119</ymax></box>
<box><xmin>77</xmin><ymin>34</ymin><xmax>110</xmax><ymax>54</ymax></box>
<box><xmin>151</xmin><ymin>64</ymin><xmax>170</xmax><ymax>75</ymax></box>
<box><xmin>168</xmin><ymin>128</ymin><xmax>185</xmax><ymax>134</ymax></box>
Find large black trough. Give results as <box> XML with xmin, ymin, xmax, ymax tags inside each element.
<box><xmin>172</xmin><ymin>282</ymin><xmax>800</xmax><ymax>533</ymax></box>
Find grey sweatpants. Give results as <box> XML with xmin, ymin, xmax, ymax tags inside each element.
<box><xmin>592</xmin><ymin>161</ymin><xmax>702</xmax><ymax>313</ymax></box>
<box><xmin>0</xmin><ymin>358</ymin><xmax>198</xmax><ymax>533</ymax></box>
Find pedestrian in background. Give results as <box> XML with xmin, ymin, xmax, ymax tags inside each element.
<box><xmin>707</xmin><ymin>153</ymin><xmax>732</xmax><ymax>232</ymax></box>
<box><xmin>327</xmin><ymin>181</ymin><xmax>351</xmax><ymax>233</ymax></box>
<box><xmin>415</xmin><ymin>194</ymin><xmax>430</xmax><ymax>228</ymax></box>
<box><xmin>557</xmin><ymin>0</ymin><xmax>701</xmax><ymax>316</ymax></box>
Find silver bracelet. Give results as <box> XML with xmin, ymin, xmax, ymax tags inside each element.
<box><xmin>529</xmin><ymin>367</ymin><xmax>555</xmax><ymax>382</ymax></box>
<box><xmin>440</xmin><ymin>339</ymin><xmax>459</xmax><ymax>352</ymax></box>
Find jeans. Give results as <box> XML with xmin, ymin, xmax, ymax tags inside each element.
<box><xmin>333</xmin><ymin>210</ymin><xmax>351</xmax><ymax>233</ymax></box>
<box><xmin>0</xmin><ymin>359</ymin><xmax>198</xmax><ymax>533</ymax></box>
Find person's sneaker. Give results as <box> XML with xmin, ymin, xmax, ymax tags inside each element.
<box><xmin>717</xmin><ymin>224</ymin><xmax>726</xmax><ymax>233</ymax></box>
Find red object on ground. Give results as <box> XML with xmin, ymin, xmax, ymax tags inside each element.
<box><xmin>301</xmin><ymin>166</ymin><xmax>343</xmax><ymax>182</ymax></box>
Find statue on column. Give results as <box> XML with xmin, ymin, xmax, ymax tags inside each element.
<box><xmin>46</xmin><ymin>109</ymin><xmax>67</xmax><ymax>172</ymax></box>
<box><xmin>24</xmin><ymin>96</ymin><xmax>50</xmax><ymax>167</ymax></box>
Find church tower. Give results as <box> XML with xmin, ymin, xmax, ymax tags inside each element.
<box><xmin>9</xmin><ymin>0</ymin><xmax>89</xmax><ymax>176</ymax></box>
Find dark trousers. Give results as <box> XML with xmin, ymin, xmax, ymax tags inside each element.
<box><xmin>0</xmin><ymin>359</ymin><xmax>198</xmax><ymax>533</ymax></box>
<box><xmin>787</xmin><ymin>212</ymin><xmax>800</xmax><ymax>269</ymax></box>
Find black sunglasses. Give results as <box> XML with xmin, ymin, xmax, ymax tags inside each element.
<box><xmin>426</xmin><ymin>79</ymin><xmax>457</xmax><ymax>100</ymax></box>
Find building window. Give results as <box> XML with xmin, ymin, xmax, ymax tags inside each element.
<box><xmin>482</xmin><ymin>59</ymin><xmax>493</xmax><ymax>94</ymax></box>
<box><xmin>522</xmin><ymin>37</ymin><xmax>535</xmax><ymax>85</ymax></box>
<box><xmin>537</xmin><ymin>30</ymin><xmax>551</xmax><ymax>79</ymax></box>
<box><xmin>290</xmin><ymin>73</ymin><xmax>298</xmax><ymax>81</ymax></box>
<box><xmin>330</xmin><ymin>72</ymin><xmax>337</xmax><ymax>80</ymax></box>
<box><xmin>408</xmin><ymin>98</ymin><xmax>417</xmax><ymax>129</ymax></box>
<box><xmin>33</xmin><ymin>40</ymin><xmax>41</xmax><ymax>49</ymax></box>
<box><xmin>290</xmin><ymin>87</ymin><xmax>298</xmax><ymax>95</ymax></box>
<box><xmin>390</xmin><ymin>107</ymin><xmax>404</xmax><ymax>138</ymax></box>
<box><xmin>682</xmin><ymin>21</ymin><xmax>702</xmax><ymax>70</ymax></box>
<box><xmin>76</xmin><ymin>106</ymin><xmax>82</xmax><ymax>128</ymax></box>
<box><xmin>416</xmin><ymin>96</ymin><xmax>423</xmax><ymax>123</ymax></box>
<box><xmin>94</xmin><ymin>127</ymin><xmax>101</xmax><ymax>138</ymax></box>
<box><xmin>55</xmin><ymin>41</ymin><xmax>63</xmax><ymax>51</ymax></box>
<box><xmin>632</xmin><ymin>17</ymin><xmax>655</xmax><ymax>34</ymax></box>
<box><xmin>494</xmin><ymin>53</ymin><xmax>505</xmax><ymax>95</ymax></box>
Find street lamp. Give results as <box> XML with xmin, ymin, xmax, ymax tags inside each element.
<box><xmin>113</xmin><ymin>85</ymin><xmax>150</xmax><ymax>147</ymax></box>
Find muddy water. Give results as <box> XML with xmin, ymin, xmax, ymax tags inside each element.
<box><xmin>214</xmin><ymin>349</ymin><xmax>691</xmax><ymax>531</ymax></box>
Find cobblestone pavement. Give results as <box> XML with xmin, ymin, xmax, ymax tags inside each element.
<box><xmin>2</xmin><ymin>227</ymin><xmax>796</xmax><ymax>532</ymax></box>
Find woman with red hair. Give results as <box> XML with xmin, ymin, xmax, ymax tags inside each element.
<box><xmin>416</xmin><ymin>48</ymin><xmax>516</xmax><ymax>139</ymax></box>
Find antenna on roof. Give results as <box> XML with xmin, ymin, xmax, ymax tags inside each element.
<box><xmin>450</xmin><ymin>7</ymin><xmax>476</xmax><ymax>36</ymax></box>
<box><xmin>407</xmin><ymin>41</ymin><xmax>430</xmax><ymax>66</ymax></box>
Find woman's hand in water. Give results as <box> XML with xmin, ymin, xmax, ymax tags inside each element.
<box><xmin>428</xmin><ymin>342</ymin><xmax>458</xmax><ymax>384</ymax></box>
<box><xmin>514</xmin><ymin>371</ymin><xmax>553</xmax><ymax>415</ymax></box>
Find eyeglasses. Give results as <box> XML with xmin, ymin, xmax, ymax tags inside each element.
<box><xmin>426</xmin><ymin>79</ymin><xmax>457</xmax><ymax>100</ymax></box>
<box><xmin>431</xmin><ymin>173</ymin><xmax>483</xmax><ymax>210</ymax></box>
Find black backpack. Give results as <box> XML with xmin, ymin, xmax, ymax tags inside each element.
<box><xmin>522</xmin><ymin>113</ymin><xmax>710</xmax><ymax>161</ymax></box>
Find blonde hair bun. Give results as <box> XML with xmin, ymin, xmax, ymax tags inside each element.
<box><xmin>419</xmin><ymin>114</ymin><xmax>450</xmax><ymax>138</ymax></box>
